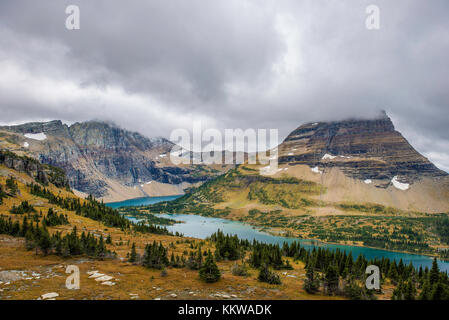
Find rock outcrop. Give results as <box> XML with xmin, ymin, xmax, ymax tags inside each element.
<box><xmin>0</xmin><ymin>150</ymin><xmax>69</xmax><ymax>188</ymax></box>
<box><xmin>278</xmin><ymin>112</ymin><xmax>447</xmax><ymax>187</ymax></box>
<box><xmin>0</xmin><ymin>121</ymin><xmax>227</xmax><ymax>199</ymax></box>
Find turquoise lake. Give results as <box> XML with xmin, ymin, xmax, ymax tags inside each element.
<box><xmin>107</xmin><ymin>195</ymin><xmax>449</xmax><ymax>272</ymax></box>
<box><xmin>106</xmin><ymin>195</ymin><xmax>182</xmax><ymax>208</ymax></box>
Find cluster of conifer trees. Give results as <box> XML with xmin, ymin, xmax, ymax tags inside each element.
<box><xmin>208</xmin><ymin>230</ymin><xmax>449</xmax><ymax>299</ymax></box>
<box><xmin>5</xmin><ymin>176</ymin><xmax>18</xmax><ymax>196</ymax></box>
<box><xmin>0</xmin><ymin>184</ymin><xmax>6</xmax><ymax>205</ymax></box>
<box><xmin>0</xmin><ymin>215</ymin><xmax>114</xmax><ymax>258</ymax></box>
<box><xmin>0</xmin><ymin>176</ymin><xmax>19</xmax><ymax>204</ymax></box>
<box><xmin>249</xmin><ymin>242</ymin><xmax>293</xmax><ymax>270</ymax></box>
<box><xmin>28</xmin><ymin>183</ymin><xmax>171</xmax><ymax>235</ymax></box>
<box><xmin>127</xmin><ymin>240</ymin><xmax>221</xmax><ymax>282</ymax></box>
<box><xmin>141</xmin><ymin>241</ymin><xmax>169</xmax><ymax>269</ymax></box>
<box><xmin>29</xmin><ymin>183</ymin><xmax>130</xmax><ymax>229</ymax></box>
<box><xmin>391</xmin><ymin>258</ymin><xmax>449</xmax><ymax>300</ymax></box>
<box><xmin>9</xmin><ymin>200</ymin><xmax>36</xmax><ymax>214</ymax></box>
<box><xmin>210</xmin><ymin>229</ymin><xmax>248</xmax><ymax>261</ymax></box>
<box><xmin>41</xmin><ymin>208</ymin><xmax>69</xmax><ymax>226</ymax></box>
<box><xmin>209</xmin><ymin>230</ymin><xmax>291</xmax><ymax>284</ymax></box>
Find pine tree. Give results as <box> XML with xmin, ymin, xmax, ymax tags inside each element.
<box><xmin>419</xmin><ymin>280</ymin><xmax>431</xmax><ymax>300</ymax></box>
<box><xmin>430</xmin><ymin>281</ymin><xmax>444</xmax><ymax>300</ymax></box>
<box><xmin>199</xmin><ymin>250</ymin><xmax>221</xmax><ymax>283</ymax></box>
<box><xmin>38</xmin><ymin>226</ymin><xmax>52</xmax><ymax>255</ymax></box>
<box><xmin>6</xmin><ymin>176</ymin><xmax>18</xmax><ymax>196</ymax></box>
<box><xmin>404</xmin><ymin>281</ymin><xmax>416</xmax><ymax>300</ymax></box>
<box><xmin>388</xmin><ymin>262</ymin><xmax>399</xmax><ymax>284</ymax></box>
<box><xmin>258</xmin><ymin>263</ymin><xmax>281</xmax><ymax>285</ymax></box>
<box><xmin>196</xmin><ymin>246</ymin><xmax>203</xmax><ymax>268</ymax></box>
<box><xmin>304</xmin><ymin>265</ymin><xmax>320</xmax><ymax>294</ymax></box>
<box><xmin>429</xmin><ymin>258</ymin><xmax>440</xmax><ymax>285</ymax></box>
<box><xmin>324</xmin><ymin>264</ymin><xmax>339</xmax><ymax>295</ymax></box>
<box><xmin>129</xmin><ymin>242</ymin><xmax>137</xmax><ymax>263</ymax></box>
<box><xmin>391</xmin><ymin>281</ymin><xmax>405</xmax><ymax>300</ymax></box>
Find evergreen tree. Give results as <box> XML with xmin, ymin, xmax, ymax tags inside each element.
<box><xmin>6</xmin><ymin>176</ymin><xmax>18</xmax><ymax>196</ymax></box>
<box><xmin>419</xmin><ymin>280</ymin><xmax>432</xmax><ymax>300</ymax></box>
<box><xmin>404</xmin><ymin>281</ymin><xmax>416</xmax><ymax>300</ymax></box>
<box><xmin>387</xmin><ymin>262</ymin><xmax>399</xmax><ymax>284</ymax></box>
<box><xmin>430</xmin><ymin>281</ymin><xmax>445</xmax><ymax>300</ymax></box>
<box><xmin>129</xmin><ymin>242</ymin><xmax>137</xmax><ymax>262</ymax></box>
<box><xmin>391</xmin><ymin>281</ymin><xmax>405</xmax><ymax>300</ymax></box>
<box><xmin>142</xmin><ymin>241</ymin><xmax>169</xmax><ymax>269</ymax></box>
<box><xmin>199</xmin><ymin>250</ymin><xmax>221</xmax><ymax>283</ymax></box>
<box><xmin>38</xmin><ymin>226</ymin><xmax>52</xmax><ymax>255</ymax></box>
<box><xmin>429</xmin><ymin>258</ymin><xmax>440</xmax><ymax>285</ymax></box>
<box><xmin>304</xmin><ymin>265</ymin><xmax>320</xmax><ymax>294</ymax></box>
<box><xmin>324</xmin><ymin>264</ymin><xmax>339</xmax><ymax>295</ymax></box>
<box><xmin>258</xmin><ymin>264</ymin><xmax>281</xmax><ymax>285</ymax></box>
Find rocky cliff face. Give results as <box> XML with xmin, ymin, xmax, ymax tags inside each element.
<box><xmin>0</xmin><ymin>120</ymin><xmax>226</xmax><ymax>199</ymax></box>
<box><xmin>0</xmin><ymin>150</ymin><xmax>69</xmax><ymax>188</ymax></box>
<box><xmin>278</xmin><ymin>112</ymin><xmax>447</xmax><ymax>187</ymax></box>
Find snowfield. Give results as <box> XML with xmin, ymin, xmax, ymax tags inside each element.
<box><xmin>322</xmin><ymin>153</ymin><xmax>336</xmax><ymax>160</ymax></box>
<box><xmin>24</xmin><ymin>132</ymin><xmax>47</xmax><ymax>141</ymax></box>
<box><xmin>391</xmin><ymin>176</ymin><xmax>409</xmax><ymax>191</ymax></box>
<box><xmin>311</xmin><ymin>166</ymin><xmax>322</xmax><ymax>174</ymax></box>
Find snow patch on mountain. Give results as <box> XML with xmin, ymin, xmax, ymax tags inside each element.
<box><xmin>311</xmin><ymin>166</ymin><xmax>322</xmax><ymax>174</ymax></box>
<box><xmin>391</xmin><ymin>176</ymin><xmax>409</xmax><ymax>190</ymax></box>
<box><xmin>322</xmin><ymin>154</ymin><xmax>336</xmax><ymax>160</ymax></box>
<box><xmin>24</xmin><ymin>133</ymin><xmax>47</xmax><ymax>141</ymax></box>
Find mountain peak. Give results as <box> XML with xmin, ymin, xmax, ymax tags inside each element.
<box><xmin>0</xmin><ymin>120</ymin><xmax>67</xmax><ymax>135</ymax></box>
<box><xmin>279</xmin><ymin>114</ymin><xmax>446</xmax><ymax>184</ymax></box>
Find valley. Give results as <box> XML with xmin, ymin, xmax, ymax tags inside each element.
<box><xmin>1</xmin><ymin>114</ymin><xmax>449</xmax><ymax>301</ymax></box>
<box><xmin>0</xmin><ymin>161</ymin><xmax>343</xmax><ymax>300</ymax></box>
<box><xmin>141</xmin><ymin>165</ymin><xmax>449</xmax><ymax>257</ymax></box>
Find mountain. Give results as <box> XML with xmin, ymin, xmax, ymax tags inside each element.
<box><xmin>148</xmin><ymin>112</ymin><xmax>449</xmax><ymax>216</ymax></box>
<box><xmin>0</xmin><ymin>120</ymin><xmax>230</xmax><ymax>201</ymax></box>
<box><xmin>144</xmin><ymin>113</ymin><xmax>449</xmax><ymax>253</ymax></box>
<box><xmin>272</xmin><ymin>112</ymin><xmax>449</xmax><ymax>213</ymax></box>
<box><xmin>278</xmin><ymin>111</ymin><xmax>446</xmax><ymax>183</ymax></box>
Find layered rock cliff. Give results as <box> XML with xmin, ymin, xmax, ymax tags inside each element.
<box><xmin>278</xmin><ymin>112</ymin><xmax>447</xmax><ymax>188</ymax></box>
<box><xmin>0</xmin><ymin>149</ymin><xmax>69</xmax><ymax>188</ymax></box>
<box><xmin>0</xmin><ymin>120</ymin><xmax>228</xmax><ymax>200</ymax></box>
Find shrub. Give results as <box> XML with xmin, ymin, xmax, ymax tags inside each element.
<box><xmin>258</xmin><ymin>264</ymin><xmax>281</xmax><ymax>285</ymax></box>
<box><xmin>231</xmin><ymin>263</ymin><xmax>249</xmax><ymax>277</ymax></box>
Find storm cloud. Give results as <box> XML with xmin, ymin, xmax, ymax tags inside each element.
<box><xmin>0</xmin><ymin>0</ymin><xmax>448</xmax><ymax>171</ymax></box>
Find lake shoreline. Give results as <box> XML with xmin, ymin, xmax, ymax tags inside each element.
<box><xmin>158</xmin><ymin>212</ymin><xmax>441</xmax><ymax>260</ymax></box>
<box><xmin>106</xmin><ymin>195</ymin><xmax>449</xmax><ymax>271</ymax></box>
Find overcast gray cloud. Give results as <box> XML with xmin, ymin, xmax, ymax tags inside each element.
<box><xmin>0</xmin><ymin>0</ymin><xmax>448</xmax><ymax>171</ymax></box>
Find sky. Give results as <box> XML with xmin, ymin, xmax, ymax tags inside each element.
<box><xmin>0</xmin><ymin>0</ymin><xmax>448</xmax><ymax>171</ymax></box>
